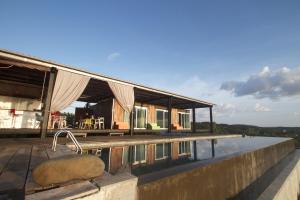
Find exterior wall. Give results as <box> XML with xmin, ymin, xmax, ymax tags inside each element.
<box><xmin>171</xmin><ymin>142</ymin><xmax>179</xmax><ymax>160</ymax></box>
<box><xmin>147</xmin><ymin>144</ymin><xmax>155</xmax><ymax>165</ymax></box>
<box><xmin>90</xmin><ymin>98</ymin><xmax>113</xmax><ymax>129</ymax></box>
<box><xmin>258</xmin><ymin>149</ymin><xmax>300</xmax><ymax>200</ymax></box>
<box><xmin>138</xmin><ymin>139</ymin><xmax>295</xmax><ymax>200</ymax></box>
<box><xmin>113</xmin><ymin>99</ymin><xmax>188</xmax><ymax>128</ymax></box>
<box><xmin>113</xmin><ymin>99</ymin><xmax>125</xmax><ymax>124</ymax></box>
<box><xmin>110</xmin><ymin>147</ymin><xmax>124</xmax><ymax>174</ymax></box>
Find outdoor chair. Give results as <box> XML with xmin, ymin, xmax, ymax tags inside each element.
<box><xmin>94</xmin><ymin>117</ymin><xmax>104</xmax><ymax>129</ymax></box>
<box><xmin>83</xmin><ymin>118</ymin><xmax>93</xmax><ymax>129</ymax></box>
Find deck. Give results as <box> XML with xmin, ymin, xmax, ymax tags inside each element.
<box><xmin>0</xmin><ymin>143</ymin><xmax>99</xmax><ymax>199</ymax></box>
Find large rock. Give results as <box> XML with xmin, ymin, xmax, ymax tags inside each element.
<box><xmin>33</xmin><ymin>154</ymin><xmax>105</xmax><ymax>186</ymax></box>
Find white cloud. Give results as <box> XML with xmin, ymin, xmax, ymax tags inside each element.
<box><xmin>214</xmin><ymin>103</ymin><xmax>237</xmax><ymax>117</ymax></box>
<box><xmin>107</xmin><ymin>52</ymin><xmax>120</xmax><ymax>61</ymax></box>
<box><xmin>221</xmin><ymin>66</ymin><xmax>300</xmax><ymax>99</ymax></box>
<box><xmin>254</xmin><ymin>103</ymin><xmax>271</xmax><ymax>112</ymax></box>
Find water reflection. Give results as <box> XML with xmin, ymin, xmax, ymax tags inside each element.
<box><xmin>95</xmin><ymin>136</ymin><xmax>290</xmax><ymax>176</ymax></box>
<box><xmin>195</xmin><ymin>136</ymin><xmax>290</xmax><ymax>160</ymax></box>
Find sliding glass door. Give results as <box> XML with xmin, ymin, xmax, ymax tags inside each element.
<box><xmin>134</xmin><ymin>106</ymin><xmax>147</xmax><ymax>129</ymax></box>
<box><xmin>178</xmin><ymin>112</ymin><xmax>191</xmax><ymax>129</ymax></box>
<box><xmin>156</xmin><ymin>109</ymin><xmax>168</xmax><ymax>129</ymax></box>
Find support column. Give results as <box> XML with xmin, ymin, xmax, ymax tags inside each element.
<box><xmin>129</xmin><ymin>101</ymin><xmax>135</xmax><ymax>136</ymax></box>
<box><xmin>167</xmin><ymin>97</ymin><xmax>172</xmax><ymax>133</ymax></box>
<box><xmin>192</xmin><ymin>107</ymin><xmax>196</xmax><ymax>133</ymax></box>
<box><xmin>129</xmin><ymin>108</ymin><xmax>134</xmax><ymax>136</ymax></box>
<box><xmin>40</xmin><ymin>67</ymin><xmax>57</xmax><ymax>139</ymax></box>
<box><xmin>192</xmin><ymin>107</ymin><xmax>197</xmax><ymax>160</ymax></box>
<box><xmin>211</xmin><ymin>140</ymin><xmax>215</xmax><ymax>157</ymax></box>
<box><xmin>209</xmin><ymin>106</ymin><xmax>213</xmax><ymax>133</ymax></box>
<box><xmin>209</xmin><ymin>106</ymin><xmax>215</xmax><ymax>157</ymax></box>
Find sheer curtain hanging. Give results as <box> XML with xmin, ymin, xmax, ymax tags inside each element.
<box><xmin>50</xmin><ymin>70</ymin><xmax>90</xmax><ymax>112</ymax></box>
<box><xmin>107</xmin><ymin>81</ymin><xmax>135</xmax><ymax>113</ymax></box>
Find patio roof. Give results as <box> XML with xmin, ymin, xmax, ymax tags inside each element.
<box><xmin>0</xmin><ymin>49</ymin><xmax>214</xmax><ymax>108</ymax></box>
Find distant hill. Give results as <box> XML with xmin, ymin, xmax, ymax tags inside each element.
<box><xmin>196</xmin><ymin>122</ymin><xmax>300</xmax><ymax>146</ymax></box>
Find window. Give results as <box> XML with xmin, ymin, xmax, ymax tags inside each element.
<box><xmin>156</xmin><ymin>109</ymin><xmax>168</xmax><ymax>129</ymax></box>
<box><xmin>155</xmin><ymin>143</ymin><xmax>170</xmax><ymax>160</ymax></box>
<box><xmin>133</xmin><ymin>144</ymin><xmax>146</xmax><ymax>164</ymax></box>
<box><xmin>179</xmin><ymin>141</ymin><xmax>191</xmax><ymax>155</ymax></box>
<box><xmin>134</xmin><ymin>106</ymin><xmax>147</xmax><ymax>129</ymax></box>
<box><xmin>178</xmin><ymin>111</ymin><xmax>191</xmax><ymax>129</ymax></box>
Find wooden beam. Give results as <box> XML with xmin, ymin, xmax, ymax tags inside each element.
<box><xmin>0</xmin><ymin>59</ymin><xmax>50</xmax><ymax>71</ymax></box>
<box><xmin>40</xmin><ymin>68</ymin><xmax>57</xmax><ymax>139</ymax></box>
<box><xmin>168</xmin><ymin>97</ymin><xmax>172</xmax><ymax>133</ymax></box>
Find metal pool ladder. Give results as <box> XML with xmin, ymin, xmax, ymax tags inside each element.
<box><xmin>52</xmin><ymin>130</ymin><xmax>83</xmax><ymax>154</ymax></box>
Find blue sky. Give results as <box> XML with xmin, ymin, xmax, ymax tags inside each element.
<box><xmin>1</xmin><ymin>0</ymin><xmax>300</xmax><ymax>126</ymax></box>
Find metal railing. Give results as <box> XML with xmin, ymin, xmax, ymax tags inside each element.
<box><xmin>52</xmin><ymin>130</ymin><xmax>83</xmax><ymax>154</ymax></box>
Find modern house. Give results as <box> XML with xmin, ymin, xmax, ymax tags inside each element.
<box><xmin>0</xmin><ymin>49</ymin><xmax>214</xmax><ymax>137</ymax></box>
<box><xmin>0</xmin><ymin>49</ymin><xmax>219</xmax><ymax>175</ymax></box>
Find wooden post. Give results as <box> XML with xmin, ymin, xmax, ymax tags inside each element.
<box><xmin>209</xmin><ymin>106</ymin><xmax>213</xmax><ymax>133</ymax></box>
<box><xmin>192</xmin><ymin>107</ymin><xmax>196</xmax><ymax>133</ymax></box>
<box><xmin>168</xmin><ymin>97</ymin><xmax>172</xmax><ymax>133</ymax></box>
<box><xmin>193</xmin><ymin>141</ymin><xmax>197</xmax><ymax>160</ymax></box>
<box><xmin>129</xmin><ymin>102</ymin><xmax>135</xmax><ymax>136</ymax></box>
<box><xmin>211</xmin><ymin>140</ymin><xmax>215</xmax><ymax>157</ymax></box>
<box><xmin>40</xmin><ymin>67</ymin><xmax>57</xmax><ymax>139</ymax></box>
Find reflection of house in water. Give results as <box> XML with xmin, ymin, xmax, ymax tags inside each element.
<box><xmin>101</xmin><ymin>141</ymin><xmax>192</xmax><ymax>174</ymax></box>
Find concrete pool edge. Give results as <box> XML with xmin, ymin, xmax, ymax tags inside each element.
<box><xmin>137</xmin><ymin>138</ymin><xmax>295</xmax><ymax>200</ymax></box>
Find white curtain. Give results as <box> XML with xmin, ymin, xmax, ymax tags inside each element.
<box><xmin>50</xmin><ymin>70</ymin><xmax>90</xmax><ymax>112</ymax></box>
<box><xmin>108</xmin><ymin>81</ymin><xmax>134</xmax><ymax>113</ymax></box>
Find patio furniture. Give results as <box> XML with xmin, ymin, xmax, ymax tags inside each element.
<box><xmin>172</xmin><ymin>123</ymin><xmax>183</xmax><ymax>130</ymax></box>
<box><xmin>58</xmin><ymin>116</ymin><xmax>67</xmax><ymax>129</ymax></box>
<box><xmin>147</xmin><ymin>123</ymin><xmax>161</xmax><ymax>130</ymax></box>
<box><xmin>114</xmin><ymin>121</ymin><xmax>129</xmax><ymax>129</ymax></box>
<box><xmin>94</xmin><ymin>117</ymin><xmax>104</xmax><ymax>129</ymax></box>
<box><xmin>83</xmin><ymin>118</ymin><xmax>93</xmax><ymax>129</ymax></box>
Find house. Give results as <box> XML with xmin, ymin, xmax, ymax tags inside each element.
<box><xmin>0</xmin><ymin>48</ymin><xmax>214</xmax><ymax>137</ymax></box>
<box><xmin>0</xmin><ymin>49</ymin><xmax>219</xmax><ymax>174</ymax></box>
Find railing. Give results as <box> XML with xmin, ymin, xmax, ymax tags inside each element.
<box><xmin>52</xmin><ymin>130</ymin><xmax>83</xmax><ymax>154</ymax></box>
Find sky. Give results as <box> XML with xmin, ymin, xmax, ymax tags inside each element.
<box><xmin>1</xmin><ymin>0</ymin><xmax>300</xmax><ymax>127</ymax></box>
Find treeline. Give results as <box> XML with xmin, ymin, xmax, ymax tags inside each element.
<box><xmin>196</xmin><ymin>122</ymin><xmax>300</xmax><ymax>146</ymax></box>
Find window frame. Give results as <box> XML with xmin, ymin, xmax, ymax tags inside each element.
<box><xmin>132</xmin><ymin>144</ymin><xmax>147</xmax><ymax>165</ymax></box>
<box><xmin>155</xmin><ymin>143</ymin><xmax>170</xmax><ymax>160</ymax></box>
<box><xmin>178</xmin><ymin>111</ymin><xmax>191</xmax><ymax>129</ymax></box>
<box><xmin>134</xmin><ymin>106</ymin><xmax>148</xmax><ymax>129</ymax></box>
<box><xmin>155</xmin><ymin>109</ymin><xmax>168</xmax><ymax>129</ymax></box>
<box><xmin>178</xmin><ymin>141</ymin><xmax>191</xmax><ymax>156</ymax></box>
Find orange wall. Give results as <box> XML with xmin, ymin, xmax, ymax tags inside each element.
<box><xmin>113</xmin><ymin>99</ymin><xmax>187</xmax><ymax>126</ymax></box>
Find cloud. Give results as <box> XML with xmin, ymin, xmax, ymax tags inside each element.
<box><xmin>196</xmin><ymin>103</ymin><xmax>237</xmax><ymax>120</ymax></box>
<box><xmin>107</xmin><ymin>52</ymin><xmax>120</xmax><ymax>61</ymax></box>
<box><xmin>254</xmin><ymin>103</ymin><xmax>271</xmax><ymax>112</ymax></box>
<box><xmin>173</xmin><ymin>76</ymin><xmax>214</xmax><ymax>98</ymax></box>
<box><xmin>214</xmin><ymin>103</ymin><xmax>237</xmax><ymax>117</ymax></box>
<box><xmin>220</xmin><ymin>66</ymin><xmax>300</xmax><ymax>99</ymax></box>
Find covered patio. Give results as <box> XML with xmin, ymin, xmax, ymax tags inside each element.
<box><xmin>0</xmin><ymin>49</ymin><xmax>214</xmax><ymax>138</ymax></box>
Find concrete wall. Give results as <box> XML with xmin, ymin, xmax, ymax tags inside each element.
<box><xmin>138</xmin><ymin>139</ymin><xmax>295</xmax><ymax>200</ymax></box>
<box><xmin>258</xmin><ymin>149</ymin><xmax>300</xmax><ymax>200</ymax></box>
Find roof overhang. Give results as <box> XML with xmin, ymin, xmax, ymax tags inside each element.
<box><xmin>0</xmin><ymin>49</ymin><xmax>214</xmax><ymax>108</ymax></box>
